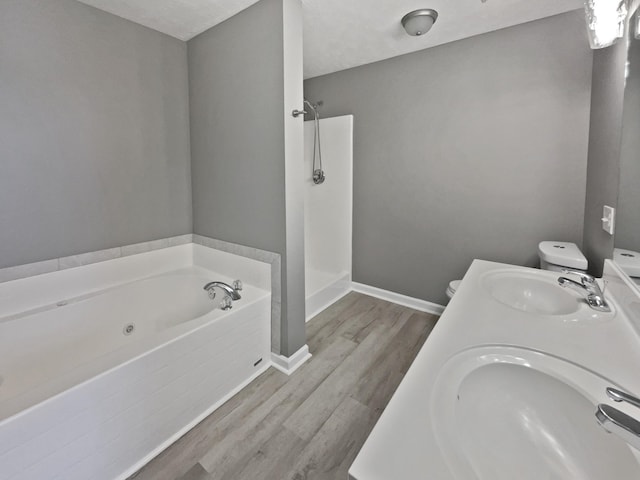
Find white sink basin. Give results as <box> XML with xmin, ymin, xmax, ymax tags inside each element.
<box><xmin>483</xmin><ymin>271</ymin><xmax>581</xmax><ymax>315</ymax></box>
<box><xmin>431</xmin><ymin>346</ymin><xmax>640</xmax><ymax>480</ymax></box>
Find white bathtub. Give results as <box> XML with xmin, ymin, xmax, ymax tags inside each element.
<box><xmin>0</xmin><ymin>244</ymin><xmax>271</xmax><ymax>480</ymax></box>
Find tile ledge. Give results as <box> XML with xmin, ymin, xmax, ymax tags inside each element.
<box><xmin>0</xmin><ymin>234</ymin><xmax>193</xmax><ymax>284</ymax></box>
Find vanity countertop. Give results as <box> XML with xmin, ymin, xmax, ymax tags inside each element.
<box><xmin>349</xmin><ymin>259</ymin><xmax>640</xmax><ymax>480</ymax></box>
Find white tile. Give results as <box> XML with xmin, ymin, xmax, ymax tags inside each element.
<box><xmin>120</xmin><ymin>242</ymin><xmax>153</xmax><ymax>257</ymax></box>
<box><xmin>146</xmin><ymin>238</ymin><xmax>172</xmax><ymax>251</ymax></box>
<box><xmin>0</xmin><ymin>259</ymin><xmax>59</xmax><ymax>284</ymax></box>
<box><xmin>58</xmin><ymin>248</ymin><xmax>122</xmax><ymax>270</ymax></box>
<box><xmin>167</xmin><ymin>234</ymin><xmax>193</xmax><ymax>246</ymax></box>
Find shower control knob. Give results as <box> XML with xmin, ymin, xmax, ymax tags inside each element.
<box><xmin>220</xmin><ymin>296</ymin><xmax>233</xmax><ymax>311</ymax></box>
<box><xmin>313</xmin><ymin>169</ymin><xmax>325</xmax><ymax>185</ymax></box>
<box><xmin>233</xmin><ymin>280</ymin><xmax>243</xmax><ymax>291</ymax></box>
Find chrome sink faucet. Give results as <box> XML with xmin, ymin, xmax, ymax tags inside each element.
<box><xmin>557</xmin><ymin>269</ymin><xmax>610</xmax><ymax>312</ymax></box>
<box><xmin>596</xmin><ymin>388</ymin><xmax>640</xmax><ymax>451</ymax></box>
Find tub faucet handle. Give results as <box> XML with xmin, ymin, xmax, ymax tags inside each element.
<box><xmin>233</xmin><ymin>279</ymin><xmax>243</xmax><ymax>291</ymax></box>
<box><xmin>220</xmin><ymin>296</ymin><xmax>233</xmax><ymax>311</ymax></box>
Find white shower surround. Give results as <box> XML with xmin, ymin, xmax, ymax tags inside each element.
<box><xmin>304</xmin><ymin>115</ymin><xmax>353</xmax><ymax>320</ymax></box>
<box><xmin>0</xmin><ymin>244</ymin><xmax>271</xmax><ymax>480</ymax></box>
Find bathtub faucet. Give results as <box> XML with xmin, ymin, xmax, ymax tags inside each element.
<box><xmin>203</xmin><ymin>280</ymin><xmax>242</xmax><ymax>301</ymax></box>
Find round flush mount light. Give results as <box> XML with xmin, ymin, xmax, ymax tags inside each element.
<box><xmin>401</xmin><ymin>9</ymin><xmax>438</xmax><ymax>36</ymax></box>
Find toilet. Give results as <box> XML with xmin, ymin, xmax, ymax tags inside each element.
<box><xmin>614</xmin><ymin>248</ymin><xmax>640</xmax><ymax>285</ymax></box>
<box><xmin>538</xmin><ymin>241</ymin><xmax>588</xmax><ymax>273</ymax></box>
<box><xmin>445</xmin><ymin>280</ymin><xmax>462</xmax><ymax>300</ymax></box>
<box><xmin>446</xmin><ymin>241</ymin><xmax>588</xmax><ymax>301</ymax></box>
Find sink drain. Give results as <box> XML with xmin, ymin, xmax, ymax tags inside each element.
<box><xmin>123</xmin><ymin>323</ymin><xmax>135</xmax><ymax>336</ymax></box>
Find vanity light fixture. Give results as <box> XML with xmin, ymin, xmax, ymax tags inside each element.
<box><xmin>584</xmin><ymin>0</ymin><xmax>628</xmax><ymax>49</ymax></box>
<box><xmin>401</xmin><ymin>9</ymin><xmax>438</xmax><ymax>37</ymax></box>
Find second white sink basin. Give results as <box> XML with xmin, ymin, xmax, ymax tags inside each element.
<box><xmin>431</xmin><ymin>346</ymin><xmax>640</xmax><ymax>480</ymax></box>
<box><xmin>483</xmin><ymin>271</ymin><xmax>581</xmax><ymax>315</ymax></box>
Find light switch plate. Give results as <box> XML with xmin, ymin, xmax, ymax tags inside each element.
<box><xmin>602</xmin><ymin>205</ymin><xmax>615</xmax><ymax>235</ymax></box>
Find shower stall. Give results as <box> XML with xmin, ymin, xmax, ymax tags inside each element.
<box><xmin>303</xmin><ymin>113</ymin><xmax>353</xmax><ymax>320</ymax></box>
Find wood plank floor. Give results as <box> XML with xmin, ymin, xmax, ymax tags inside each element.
<box><xmin>130</xmin><ymin>292</ymin><xmax>438</xmax><ymax>480</ymax></box>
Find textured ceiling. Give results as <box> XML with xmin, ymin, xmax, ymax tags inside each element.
<box><xmin>302</xmin><ymin>0</ymin><xmax>584</xmax><ymax>78</ymax></box>
<box><xmin>75</xmin><ymin>0</ymin><xmax>585</xmax><ymax>78</ymax></box>
<box><xmin>75</xmin><ymin>0</ymin><xmax>261</xmax><ymax>41</ymax></box>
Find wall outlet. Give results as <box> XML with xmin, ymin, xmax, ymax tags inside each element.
<box><xmin>602</xmin><ymin>205</ymin><xmax>615</xmax><ymax>235</ymax></box>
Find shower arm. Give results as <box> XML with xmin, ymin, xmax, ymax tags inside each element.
<box><xmin>293</xmin><ymin>100</ymin><xmax>322</xmax><ymax>119</ymax></box>
<box><xmin>304</xmin><ymin>100</ymin><xmax>320</xmax><ymax>120</ymax></box>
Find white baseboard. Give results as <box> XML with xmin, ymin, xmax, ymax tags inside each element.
<box><xmin>271</xmin><ymin>344</ymin><xmax>312</xmax><ymax>375</ymax></box>
<box><xmin>351</xmin><ymin>282</ymin><xmax>445</xmax><ymax>316</ymax></box>
<box><xmin>305</xmin><ymin>273</ymin><xmax>352</xmax><ymax>322</ymax></box>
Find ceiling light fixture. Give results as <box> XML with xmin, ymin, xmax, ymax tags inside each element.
<box><xmin>401</xmin><ymin>9</ymin><xmax>438</xmax><ymax>37</ymax></box>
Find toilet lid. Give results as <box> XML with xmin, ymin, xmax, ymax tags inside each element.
<box><xmin>614</xmin><ymin>248</ymin><xmax>640</xmax><ymax>277</ymax></box>
<box><xmin>538</xmin><ymin>241</ymin><xmax>588</xmax><ymax>270</ymax></box>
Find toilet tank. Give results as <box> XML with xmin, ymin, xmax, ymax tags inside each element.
<box><xmin>538</xmin><ymin>241</ymin><xmax>588</xmax><ymax>272</ymax></box>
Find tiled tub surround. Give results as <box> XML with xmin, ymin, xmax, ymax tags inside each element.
<box><xmin>0</xmin><ymin>244</ymin><xmax>272</xmax><ymax>480</ymax></box>
<box><xmin>192</xmin><ymin>234</ymin><xmax>282</xmax><ymax>353</ymax></box>
<box><xmin>0</xmin><ymin>234</ymin><xmax>284</xmax><ymax>355</ymax></box>
<box><xmin>0</xmin><ymin>235</ymin><xmax>194</xmax><ymax>283</ymax></box>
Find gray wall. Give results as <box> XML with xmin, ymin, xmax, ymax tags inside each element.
<box><xmin>305</xmin><ymin>11</ymin><xmax>593</xmax><ymax>305</ymax></box>
<box><xmin>189</xmin><ymin>0</ymin><xmax>285</xmax><ymax>259</ymax></box>
<box><xmin>0</xmin><ymin>0</ymin><xmax>193</xmax><ymax>269</ymax></box>
<box><xmin>582</xmin><ymin>27</ymin><xmax>629</xmax><ymax>275</ymax></box>
<box><xmin>189</xmin><ymin>0</ymin><xmax>305</xmax><ymax>356</ymax></box>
